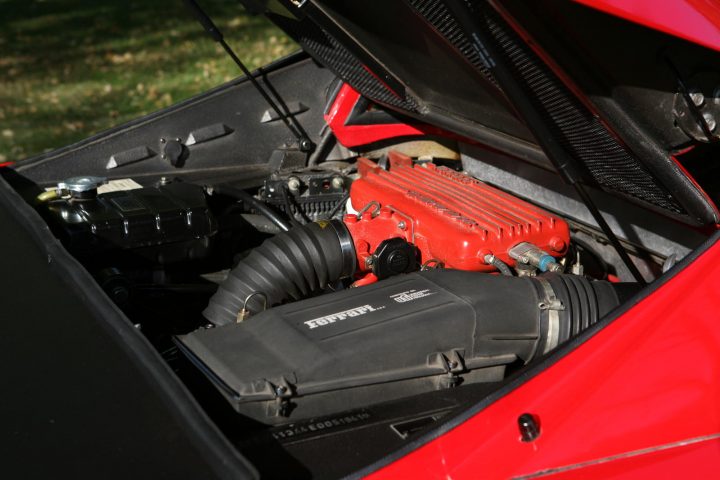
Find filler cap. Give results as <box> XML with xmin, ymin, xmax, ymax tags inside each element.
<box><xmin>57</xmin><ymin>176</ymin><xmax>107</xmax><ymax>199</ymax></box>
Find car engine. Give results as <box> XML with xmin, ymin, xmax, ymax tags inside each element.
<box><xmin>34</xmin><ymin>148</ymin><xmax>636</xmax><ymax>428</ymax></box>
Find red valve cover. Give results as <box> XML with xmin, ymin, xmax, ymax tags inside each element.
<box><xmin>344</xmin><ymin>153</ymin><xmax>570</xmax><ymax>273</ymax></box>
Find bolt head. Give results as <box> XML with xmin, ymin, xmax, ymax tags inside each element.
<box><xmin>397</xmin><ymin>220</ymin><xmax>406</xmax><ymax>230</ymax></box>
<box><xmin>549</xmin><ymin>236</ymin><xmax>566</xmax><ymax>252</ymax></box>
<box><xmin>287</xmin><ymin>177</ymin><xmax>301</xmax><ymax>191</ymax></box>
<box><xmin>331</xmin><ymin>176</ymin><xmax>344</xmax><ymax>189</ymax></box>
<box><xmin>689</xmin><ymin>90</ymin><xmax>705</xmax><ymax>107</ymax></box>
<box><xmin>299</xmin><ymin>138</ymin><xmax>314</xmax><ymax>151</ymax></box>
<box><xmin>703</xmin><ymin>112</ymin><xmax>717</xmax><ymax>132</ymax></box>
<box><xmin>548</xmin><ymin>262</ymin><xmax>563</xmax><ymax>273</ymax></box>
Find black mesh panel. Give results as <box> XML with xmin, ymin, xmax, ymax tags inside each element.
<box><xmin>269</xmin><ymin>13</ymin><xmax>420</xmax><ymax>113</ymax></box>
<box><xmin>477</xmin><ymin>2</ymin><xmax>682</xmax><ymax>213</ymax></box>
<box><xmin>407</xmin><ymin>0</ymin><xmax>498</xmax><ymax>87</ymax></box>
<box><xmin>410</xmin><ymin>0</ymin><xmax>685</xmax><ymax>214</ymax></box>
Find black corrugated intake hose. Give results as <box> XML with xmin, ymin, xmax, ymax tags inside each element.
<box><xmin>531</xmin><ymin>274</ymin><xmax>637</xmax><ymax>359</ymax></box>
<box><xmin>416</xmin><ymin>269</ymin><xmax>639</xmax><ymax>364</ymax></box>
<box><xmin>203</xmin><ymin>220</ymin><xmax>356</xmax><ymax>325</ymax></box>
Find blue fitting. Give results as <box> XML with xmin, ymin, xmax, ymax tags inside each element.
<box><xmin>537</xmin><ymin>255</ymin><xmax>556</xmax><ymax>272</ymax></box>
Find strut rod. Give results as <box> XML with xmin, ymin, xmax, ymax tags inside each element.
<box><xmin>183</xmin><ymin>0</ymin><xmax>314</xmax><ymax>152</ymax></box>
<box><xmin>445</xmin><ymin>0</ymin><xmax>646</xmax><ymax>283</ymax></box>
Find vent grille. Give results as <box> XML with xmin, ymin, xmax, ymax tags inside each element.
<box><xmin>269</xmin><ymin>13</ymin><xmax>419</xmax><ymax>113</ymax></box>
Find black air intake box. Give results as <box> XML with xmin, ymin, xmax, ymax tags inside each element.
<box><xmin>177</xmin><ymin>269</ymin><xmax>623</xmax><ymax>424</ymax></box>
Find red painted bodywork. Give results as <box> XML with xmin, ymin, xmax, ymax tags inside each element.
<box><xmin>572</xmin><ymin>0</ymin><xmax>720</xmax><ymax>53</ymax></box>
<box><xmin>324</xmin><ymin>84</ymin><xmax>447</xmax><ymax>148</ymax></box>
<box><xmin>333</xmin><ymin>3</ymin><xmax>720</xmax><ymax>477</ymax></box>
<box><xmin>345</xmin><ymin>152</ymin><xmax>569</xmax><ymax>273</ymax></box>
<box><xmin>367</xmin><ymin>234</ymin><xmax>720</xmax><ymax>478</ymax></box>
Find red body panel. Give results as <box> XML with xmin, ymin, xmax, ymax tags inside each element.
<box><xmin>324</xmin><ymin>84</ymin><xmax>448</xmax><ymax>147</ymax></box>
<box><xmin>345</xmin><ymin>153</ymin><xmax>569</xmax><ymax>272</ymax></box>
<box><xmin>572</xmin><ymin>0</ymin><xmax>720</xmax><ymax>52</ymax></box>
<box><xmin>534</xmin><ymin>435</ymin><xmax>720</xmax><ymax>479</ymax></box>
<box><xmin>333</xmin><ymin>3</ymin><xmax>720</xmax><ymax>477</ymax></box>
<box><xmin>367</xmin><ymin>236</ymin><xmax>720</xmax><ymax>479</ymax></box>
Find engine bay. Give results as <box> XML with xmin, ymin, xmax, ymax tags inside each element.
<box><xmin>5</xmin><ymin>0</ymin><xmax>720</xmax><ymax>475</ymax></box>
<box><xmin>6</xmin><ymin>1</ymin><xmax>720</xmax><ymax>471</ymax></box>
<box><xmin>10</xmin><ymin>136</ymin><xmax>657</xmax><ymax>476</ymax></box>
<box><xmin>6</xmin><ymin>58</ymin><xmax>708</xmax><ymax>473</ymax></box>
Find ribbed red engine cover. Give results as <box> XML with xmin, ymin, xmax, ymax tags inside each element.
<box><xmin>344</xmin><ymin>153</ymin><xmax>570</xmax><ymax>273</ymax></box>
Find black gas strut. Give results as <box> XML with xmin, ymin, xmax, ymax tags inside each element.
<box><xmin>445</xmin><ymin>0</ymin><xmax>645</xmax><ymax>284</ymax></box>
<box><xmin>183</xmin><ymin>0</ymin><xmax>314</xmax><ymax>152</ymax></box>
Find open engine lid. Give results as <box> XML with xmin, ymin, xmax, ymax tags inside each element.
<box><xmin>241</xmin><ymin>0</ymin><xmax>720</xmax><ymax>226</ymax></box>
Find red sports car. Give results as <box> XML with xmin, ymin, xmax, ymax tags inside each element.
<box><xmin>2</xmin><ymin>1</ymin><xmax>720</xmax><ymax>478</ymax></box>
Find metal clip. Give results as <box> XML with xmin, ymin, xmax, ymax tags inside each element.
<box><xmin>236</xmin><ymin>292</ymin><xmax>267</xmax><ymax>323</ymax></box>
<box><xmin>535</xmin><ymin>278</ymin><xmax>565</xmax><ymax>311</ymax></box>
<box><xmin>356</xmin><ymin>201</ymin><xmax>381</xmax><ymax>220</ymax></box>
<box><xmin>535</xmin><ymin>278</ymin><xmax>564</xmax><ymax>354</ymax></box>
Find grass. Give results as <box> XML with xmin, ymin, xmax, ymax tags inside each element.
<box><xmin>0</xmin><ymin>0</ymin><xmax>297</xmax><ymax>162</ymax></box>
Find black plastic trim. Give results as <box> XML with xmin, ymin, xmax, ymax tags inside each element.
<box><xmin>0</xmin><ymin>173</ymin><xmax>256</xmax><ymax>477</ymax></box>
<box><xmin>15</xmin><ymin>51</ymin><xmax>309</xmax><ymax>170</ymax></box>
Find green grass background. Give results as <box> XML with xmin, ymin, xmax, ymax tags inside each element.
<box><xmin>0</xmin><ymin>0</ymin><xmax>297</xmax><ymax>162</ymax></box>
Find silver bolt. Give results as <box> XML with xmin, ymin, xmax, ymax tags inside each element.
<box><xmin>365</xmin><ymin>257</ymin><xmax>374</xmax><ymax>267</ymax></box>
<box><xmin>703</xmin><ymin>112</ymin><xmax>717</xmax><ymax>132</ymax></box>
<box><xmin>175</xmin><ymin>137</ymin><xmax>182</xmax><ymax>143</ymax></box>
<box><xmin>689</xmin><ymin>89</ymin><xmax>705</xmax><ymax>107</ymax></box>
<box><xmin>160</xmin><ymin>138</ymin><xmax>166</xmax><ymax>143</ymax></box>
<box><xmin>331</xmin><ymin>176</ymin><xmax>344</xmax><ymax>189</ymax></box>
<box><xmin>287</xmin><ymin>177</ymin><xmax>301</xmax><ymax>192</ymax></box>
<box><xmin>547</xmin><ymin>262</ymin><xmax>564</xmax><ymax>273</ymax></box>
<box><xmin>397</xmin><ymin>220</ymin><xmax>407</xmax><ymax>230</ymax></box>
<box><xmin>448</xmin><ymin>360</ymin><xmax>458</xmax><ymax>369</ymax></box>
<box><xmin>275</xmin><ymin>386</ymin><xmax>287</xmax><ymax>395</ymax></box>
